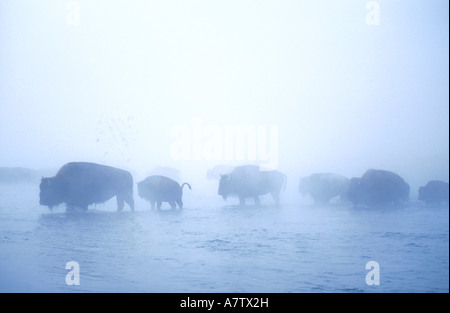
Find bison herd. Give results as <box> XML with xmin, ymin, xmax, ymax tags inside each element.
<box><xmin>38</xmin><ymin>162</ymin><xmax>449</xmax><ymax>212</ymax></box>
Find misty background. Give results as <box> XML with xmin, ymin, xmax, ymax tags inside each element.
<box><xmin>0</xmin><ymin>0</ymin><xmax>448</xmax><ymax>196</ymax></box>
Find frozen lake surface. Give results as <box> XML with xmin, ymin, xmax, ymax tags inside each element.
<box><xmin>0</xmin><ymin>183</ymin><xmax>448</xmax><ymax>293</ymax></box>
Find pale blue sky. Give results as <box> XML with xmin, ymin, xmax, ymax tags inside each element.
<box><xmin>0</xmin><ymin>0</ymin><xmax>448</xmax><ymax>186</ymax></box>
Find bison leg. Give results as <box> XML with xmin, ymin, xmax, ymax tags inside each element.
<box><xmin>169</xmin><ymin>200</ymin><xmax>177</xmax><ymax>209</ymax></box>
<box><xmin>151</xmin><ymin>201</ymin><xmax>156</xmax><ymax>210</ymax></box>
<box><xmin>253</xmin><ymin>196</ymin><xmax>261</xmax><ymax>206</ymax></box>
<box><xmin>156</xmin><ymin>200</ymin><xmax>162</xmax><ymax>210</ymax></box>
<box><xmin>271</xmin><ymin>192</ymin><xmax>280</xmax><ymax>205</ymax></box>
<box><xmin>239</xmin><ymin>196</ymin><xmax>246</xmax><ymax>206</ymax></box>
<box><xmin>176</xmin><ymin>198</ymin><xmax>183</xmax><ymax>209</ymax></box>
<box><xmin>117</xmin><ymin>196</ymin><xmax>125</xmax><ymax>212</ymax></box>
<box><xmin>125</xmin><ymin>194</ymin><xmax>135</xmax><ymax>211</ymax></box>
<box><xmin>117</xmin><ymin>193</ymin><xmax>134</xmax><ymax>211</ymax></box>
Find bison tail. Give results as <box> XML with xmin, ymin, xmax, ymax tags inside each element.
<box><xmin>181</xmin><ymin>182</ymin><xmax>192</xmax><ymax>191</ymax></box>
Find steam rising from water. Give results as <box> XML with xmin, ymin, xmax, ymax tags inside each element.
<box><xmin>0</xmin><ymin>0</ymin><xmax>448</xmax><ymax>293</ymax></box>
<box><xmin>0</xmin><ymin>1</ymin><xmax>448</xmax><ymax>190</ymax></box>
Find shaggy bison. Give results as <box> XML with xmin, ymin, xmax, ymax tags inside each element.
<box><xmin>418</xmin><ymin>180</ymin><xmax>449</xmax><ymax>205</ymax></box>
<box><xmin>218</xmin><ymin>165</ymin><xmax>286</xmax><ymax>206</ymax></box>
<box><xmin>137</xmin><ymin>175</ymin><xmax>191</xmax><ymax>210</ymax></box>
<box><xmin>298</xmin><ymin>173</ymin><xmax>349</xmax><ymax>204</ymax></box>
<box><xmin>39</xmin><ymin>162</ymin><xmax>135</xmax><ymax>211</ymax></box>
<box><xmin>347</xmin><ymin>169</ymin><xmax>410</xmax><ymax>207</ymax></box>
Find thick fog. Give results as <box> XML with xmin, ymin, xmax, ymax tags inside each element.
<box><xmin>0</xmin><ymin>1</ymin><xmax>449</xmax><ymax>294</ymax></box>
<box><xmin>0</xmin><ymin>0</ymin><xmax>448</xmax><ymax>192</ymax></box>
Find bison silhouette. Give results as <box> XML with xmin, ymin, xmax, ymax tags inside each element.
<box><xmin>347</xmin><ymin>169</ymin><xmax>410</xmax><ymax>207</ymax></box>
<box><xmin>299</xmin><ymin>173</ymin><xmax>349</xmax><ymax>204</ymax></box>
<box><xmin>218</xmin><ymin>165</ymin><xmax>286</xmax><ymax>206</ymax></box>
<box><xmin>39</xmin><ymin>162</ymin><xmax>135</xmax><ymax>211</ymax></box>
<box><xmin>418</xmin><ymin>180</ymin><xmax>449</xmax><ymax>205</ymax></box>
<box><xmin>138</xmin><ymin>175</ymin><xmax>191</xmax><ymax>210</ymax></box>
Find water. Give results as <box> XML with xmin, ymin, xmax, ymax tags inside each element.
<box><xmin>0</xmin><ymin>183</ymin><xmax>448</xmax><ymax>292</ymax></box>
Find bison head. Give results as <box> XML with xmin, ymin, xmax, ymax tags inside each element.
<box><xmin>39</xmin><ymin>177</ymin><xmax>63</xmax><ymax>208</ymax></box>
<box><xmin>218</xmin><ymin>174</ymin><xmax>231</xmax><ymax>200</ymax></box>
